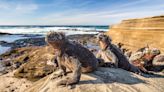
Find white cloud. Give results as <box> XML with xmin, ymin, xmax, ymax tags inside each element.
<box><xmin>0</xmin><ymin>1</ymin><xmax>10</xmax><ymax>9</ymax></box>
<box><xmin>34</xmin><ymin>0</ymin><xmax>164</xmax><ymax>25</ymax></box>
<box><xmin>15</xmin><ymin>4</ymin><xmax>38</xmax><ymax>14</ymax></box>
<box><xmin>0</xmin><ymin>1</ymin><xmax>38</xmax><ymax>15</ymax></box>
<box><xmin>38</xmin><ymin>2</ymin><xmax>164</xmax><ymax>25</ymax></box>
<box><xmin>0</xmin><ymin>5</ymin><xmax>8</xmax><ymax>9</ymax></box>
<box><xmin>0</xmin><ymin>0</ymin><xmax>164</xmax><ymax>25</ymax></box>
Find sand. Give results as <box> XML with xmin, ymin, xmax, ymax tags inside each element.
<box><xmin>0</xmin><ymin>71</ymin><xmax>33</xmax><ymax>92</ymax></box>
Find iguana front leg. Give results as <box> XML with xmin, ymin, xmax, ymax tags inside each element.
<box><xmin>57</xmin><ymin>57</ymin><xmax>81</xmax><ymax>86</ymax></box>
<box><xmin>50</xmin><ymin>56</ymin><xmax>66</xmax><ymax>79</ymax></box>
<box><xmin>106</xmin><ymin>49</ymin><xmax>118</xmax><ymax>67</ymax></box>
<box><xmin>96</xmin><ymin>49</ymin><xmax>118</xmax><ymax>67</ymax></box>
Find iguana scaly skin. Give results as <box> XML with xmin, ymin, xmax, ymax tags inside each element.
<box><xmin>97</xmin><ymin>33</ymin><xmax>141</xmax><ymax>74</ymax></box>
<box><xmin>45</xmin><ymin>31</ymin><xmax>98</xmax><ymax>86</ymax></box>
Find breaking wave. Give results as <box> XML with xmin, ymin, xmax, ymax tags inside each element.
<box><xmin>0</xmin><ymin>26</ymin><xmax>108</xmax><ymax>35</ymax></box>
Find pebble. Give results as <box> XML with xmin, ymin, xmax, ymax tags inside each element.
<box><xmin>67</xmin><ymin>85</ymin><xmax>75</xmax><ymax>89</ymax></box>
<box><xmin>67</xmin><ymin>85</ymin><xmax>72</xmax><ymax>89</ymax></box>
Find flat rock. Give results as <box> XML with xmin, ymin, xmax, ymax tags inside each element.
<box><xmin>26</xmin><ymin>67</ymin><xmax>164</xmax><ymax>92</ymax></box>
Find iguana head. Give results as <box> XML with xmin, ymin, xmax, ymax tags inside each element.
<box><xmin>45</xmin><ymin>31</ymin><xmax>66</xmax><ymax>50</ymax></box>
<box><xmin>97</xmin><ymin>33</ymin><xmax>112</xmax><ymax>50</ymax></box>
<box><xmin>97</xmin><ymin>33</ymin><xmax>112</xmax><ymax>43</ymax></box>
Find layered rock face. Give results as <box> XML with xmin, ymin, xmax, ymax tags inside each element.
<box><xmin>107</xmin><ymin>15</ymin><xmax>164</xmax><ymax>52</ymax></box>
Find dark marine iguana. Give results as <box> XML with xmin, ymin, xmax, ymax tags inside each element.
<box><xmin>45</xmin><ymin>31</ymin><xmax>98</xmax><ymax>86</ymax></box>
<box><xmin>96</xmin><ymin>33</ymin><xmax>141</xmax><ymax>74</ymax></box>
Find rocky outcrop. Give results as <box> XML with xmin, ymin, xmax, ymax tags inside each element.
<box><xmin>0</xmin><ymin>46</ymin><xmax>57</xmax><ymax>81</ymax></box>
<box><xmin>107</xmin><ymin>15</ymin><xmax>164</xmax><ymax>52</ymax></box>
<box><xmin>25</xmin><ymin>68</ymin><xmax>164</xmax><ymax>92</ymax></box>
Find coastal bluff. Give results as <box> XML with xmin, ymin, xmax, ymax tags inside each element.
<box><xmin>107</xmin><ymin>15</ymin><xmax>164</xmax><ymax>52</ymax></box>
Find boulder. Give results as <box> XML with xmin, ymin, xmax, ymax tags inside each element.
<box><xmin>153</xmin><ymin>54</ymin><xmax>164</xmax><ymax>65</ymax></box>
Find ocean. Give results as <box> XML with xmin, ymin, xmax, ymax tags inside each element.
<box><xmin>0</xmin><ymin>25</ymin><xmax>108</xmax><ymax>35</ymax></box>
<box><xmin>0</xmin><ymin>25</ymin><xmax>109</xmax><ymax>54</ymax></box>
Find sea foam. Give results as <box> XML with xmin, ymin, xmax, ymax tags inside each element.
<box><xmin>0</xmin><ymin>26</ymin><xmax>108</xmax><ymax>35</ymax></box>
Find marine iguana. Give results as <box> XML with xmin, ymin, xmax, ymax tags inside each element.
<box><xmin>96</xmin><ymin>33</ymin><xmax>141</xmax><ymax>74</ymax></box>
<box><xmin>45</xmin><ymin>31</ymin><xmax>98</xmax><ymax>86</ymax></box>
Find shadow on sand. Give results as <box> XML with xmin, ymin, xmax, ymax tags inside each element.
<box><xmin>77</xmin><ymin>67</ymin><xmax>164</xmax><ymax>85</ymax></box>
<box><xmin>78</xmin><ymin>67</ymin><xmax>146</xmax><ymax>85</ymax></box>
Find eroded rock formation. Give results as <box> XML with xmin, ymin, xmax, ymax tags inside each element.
<box><xmin>0</xmin><ymin>46</ymin><xmax>57</xmax><ymax>81</ymax></box>
<box><xmin>107</xmin><ymin>15</ymin><xmax>164</xmax><ymax>52</ymax></box>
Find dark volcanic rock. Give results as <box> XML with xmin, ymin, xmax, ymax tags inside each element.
<box><xmin>0</xmin><ymin>32</ymin><xmax>11</xmax><ymax>35</ymax></box>
<box><xmin>0</xmin><ymin>41</ymin><xmax>8</xmax><ymax>44</ymax></box>
<box><xmin>0</xmin><ymin>41</ymin><xmax>13</xmax><ymax>47</ymax></box>
<box><xmin>0</xmin><ymin>46</ymin><xmax>57</xmax><ymax>81</ymax></box>
<box><xmin>12</xmin><ymin>37</ymin><xmax>46</xmax><ymax>49</ymax></box>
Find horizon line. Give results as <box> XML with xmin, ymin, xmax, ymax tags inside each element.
<box><xmin>0</xmin><ymin>25</ymin><xmax>109</xmax><ymax>27</ymax></box>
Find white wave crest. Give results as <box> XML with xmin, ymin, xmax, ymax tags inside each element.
<box><xmin>0</xmin><ymin>26</ymin><xmax>107</xmax><ymax>35</ymax></box>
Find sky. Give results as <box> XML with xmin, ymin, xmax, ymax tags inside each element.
<box><xmin>0</xmin><ymin>0</ymin><xmax>164</xmax><ymax>25</ymax></box>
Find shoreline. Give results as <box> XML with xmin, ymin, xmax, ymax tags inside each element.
<box><xmin>0</xmin><ymin>33</ymin><xmax>45</xmax><ymax>55</ymax></box>
<box><xmin>0</xmin><ymin>33</ymin><xmax>102</xmax><ymax>55</ymax></box>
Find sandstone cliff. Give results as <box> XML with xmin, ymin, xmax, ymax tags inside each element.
<box><xmin>107</xmin><ymin>15</ymin><xmax>164</xmax><ymax>52</ymax></box>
